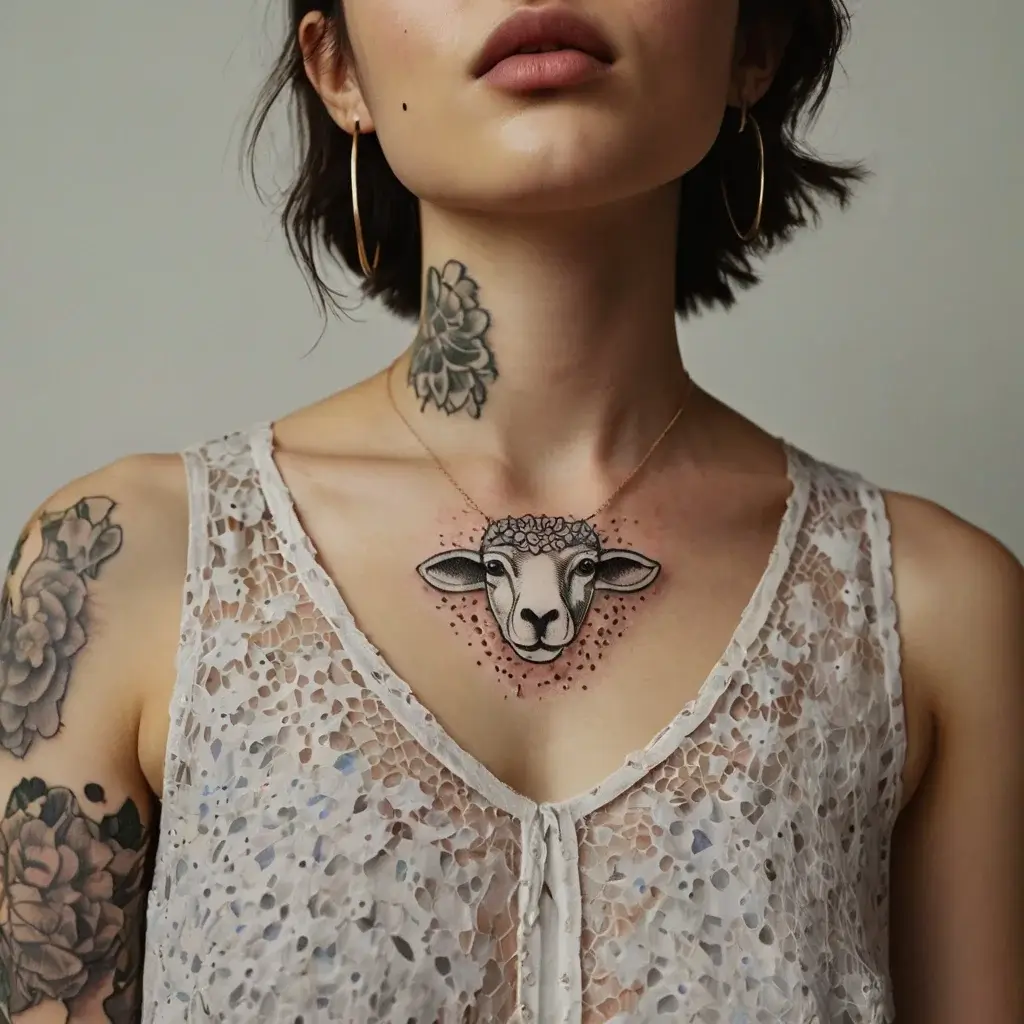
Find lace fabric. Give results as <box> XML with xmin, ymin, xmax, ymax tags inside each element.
<box><xmin>142</xmin><ymin>424</ymin><xmax>904</xmax><ymax>1024</ymax></box>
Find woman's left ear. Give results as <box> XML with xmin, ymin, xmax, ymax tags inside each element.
<box><xmin>728</xmin><ymin>15</ymin><xmax>793</xmax><ymax>107</ymax></box>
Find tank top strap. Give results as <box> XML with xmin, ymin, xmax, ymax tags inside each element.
<box><xmin>784</xmin><ymin>443</ymin><xmax>906</xmax><ymax>818</ymax></box>
<box><xmin>161</xmin><ymin>424</ymin><xmax>271</xmax><ymax>800</ymax></box>
<box><xmin>854</xmin><ymin>471</ymin><xmax>906</xmax><ymax>802</ymax></box>
<box><xmin>187</xmin><ymin>423</ymin><xmax>271</xmax><ymax>543</ymax></box>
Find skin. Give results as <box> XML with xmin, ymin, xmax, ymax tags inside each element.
<box><xmin>0</xmin><ymin>457</ymin><xmax>182</xmax><ymax>1023</ymax></box>
<box><xmin>1</xmin><ymin>1</ymin><xmax>1021</xmax><ymax>1020</ymax></box>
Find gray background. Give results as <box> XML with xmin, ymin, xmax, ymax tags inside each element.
<box><xmin>2</xmin><ymin>1</ymin><xmax>1021</xmax><ymax>556</ymax></box>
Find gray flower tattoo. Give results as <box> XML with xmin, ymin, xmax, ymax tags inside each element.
<box><xmin>0</xmin><ymin>499</ymin><xmax>123</xmax><ymax>758</ymax></box>
<box><xmin>408</xmin><ymin>260</ymin><xmax>497</xmax><ymax>419</ymax></box>
<box><xmin>0</xmin><ymin>777</ymin><xmax>149</xmax><ymax>1021</ymax></box>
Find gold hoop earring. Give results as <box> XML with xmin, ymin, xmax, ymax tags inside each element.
<box><xmin>351</xmin><ymin>119</ymin><xmax>381</xmax><ymax>278</ymax></box>
<box><xmin>722</xmin><ymin>103</ymin><xmax>765</xmax><ymax>244</ymax></box>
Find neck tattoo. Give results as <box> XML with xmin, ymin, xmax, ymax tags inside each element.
<box><xmin>408</xmin><ymin>260</ymin><xmax>497</xmax><ymax>419</ymax></box>
<box><xmin>397</xmin><ymin>259</ymin><xmax>694</xmax><ymax>695</ymax></box>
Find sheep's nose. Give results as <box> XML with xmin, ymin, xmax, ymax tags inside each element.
<box><xmin>520</xmin><ymin>607</ymin><xmax>560</xmax><ymax>636</ymax></box>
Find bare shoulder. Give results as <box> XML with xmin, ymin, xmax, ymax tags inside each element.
<box><xmin>884</xmin><ymin>489</ymin><xmax>1023</xmax><ymax>745</ymax></box>
<box><xmin>883</xmin><ymin>492</ymin><xmax>1024</xmax><ymax>1021</ymax></box>
<box><xmin>6</xmin><ymin>450</ymin><xmax>190</xmax><ymax>614</ymax></box>
<box><xmin>0</xmin><ymin>451</ymin><xmax>188</xmax><ymax>1019</ymax></box>
<box><xmin>2</xmin><ymin>451</ymin><xmax>190</xmax><ymax>760</ymax></box>
<box><xmin>8</xmin><ymin>450</ymin><xmax>188</xmax><ymax>555</ymax></box>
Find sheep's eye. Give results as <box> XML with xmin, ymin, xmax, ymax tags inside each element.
<box><xmin>484</xmin><ymin>560</ymin><xmax>505</xmax><ymax>578</ymax></box>
<box><xmin>576</xmin><ymin>558</ymin><xmax>598</xmax><ymax>578</ymax></box>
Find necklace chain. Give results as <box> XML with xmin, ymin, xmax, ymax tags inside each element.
<box><xmin>385</xmin><ymin>360</ymin><xmax>696</xmax><ymax>523</ymax></box>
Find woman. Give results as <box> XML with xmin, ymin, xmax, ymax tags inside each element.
<box><xmin>0</xmin><ymin>1</ymin><xmax>1020</xmax><ymax>1022</ymax></box>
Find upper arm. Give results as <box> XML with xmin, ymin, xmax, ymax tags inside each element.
<box><xmin>0</xmin><ymin>456</ymin><xmax>187</xmax><ymax>1022</ymax></box>
<box><xmin>888</xmin><ymin>493</ymin><xmax>1024</xmax><ymax>1024</ymax></box>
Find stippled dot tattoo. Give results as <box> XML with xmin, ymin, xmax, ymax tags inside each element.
<box><xmin>0</xmin><ymin>499</ymin><xmax>123</xmax><ymax>758</ymax></box>
<box><xmin>419</xmin><ymin>514</ymin><xmax>660</xmax><ymax>698</ymax></box>
<box><xmin>0</xmin><ymin>777</ymin><xmax>149</xmax><ymax>1021</ymax></box>
<box><xmin>408</xmin><ymin>260</ymin><xmax>497</xmax><ymax>419</ymax></box>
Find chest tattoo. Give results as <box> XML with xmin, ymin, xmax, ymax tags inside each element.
<box><xmin>418</xmin><ymin>515</ymin><xmax>659</xmax><ymax>697</ymax></box>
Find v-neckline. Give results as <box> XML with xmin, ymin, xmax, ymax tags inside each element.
<box><xmin>248</xmin><ymin>421</ymin><xmax>811</xmax><ymax>823</ymax></box>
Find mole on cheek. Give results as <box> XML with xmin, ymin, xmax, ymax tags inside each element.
<box><xmin>402</xmin><ymin>102</ymin><xmax>408</xmax><ymax>111</ymax></box>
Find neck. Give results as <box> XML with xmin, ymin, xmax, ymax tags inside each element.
<box><xmin>394</xmin><ymin>183</ymin><xmax>692</xmax><ymax>490</ymax></box>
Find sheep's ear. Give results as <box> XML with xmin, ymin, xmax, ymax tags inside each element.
<box><xmin>417</xmin><ymin>550</ymin><xmax>487</xmax><ymax>593</ymax></box>
<box><xmin>595</xmin><ymin>549</ymin><xmax>660</xmax><ymax>593</ymax></box>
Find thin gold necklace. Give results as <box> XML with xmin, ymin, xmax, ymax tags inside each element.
<box><xmin>384</xmin><ymin>358</ymin><xmax>696</xmax><ymax>523</ymax></box>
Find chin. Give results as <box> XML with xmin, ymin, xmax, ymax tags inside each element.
<box><xmin>408</xmin><ymin>116</ymin><xmax>669</xmax><ymax>215</ymax></box>
<box><xmin>409</xmin><ymin>119</ymin><xmax>704</xmax><ymax>216</ymax></box>
<box><xmin>499</xmin><ymin>122</ymin><xmax>642</xmax><ymax>201</ymax></box>
<box><xmin>432</xmin><ymin>163</ymin><xmax>652</xmax><ymax>218</ymax></box>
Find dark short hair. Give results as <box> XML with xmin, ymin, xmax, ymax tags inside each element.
<box><xmin>245</xmin><ymin>1</ymin><xmax>865</xmax><ymax>322</ymax></box>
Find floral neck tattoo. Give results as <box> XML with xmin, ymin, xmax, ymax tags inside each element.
<box><xmin>399</xmin><ymin>260</ymin><xmax>694</xmax><ymax>692</ymax></box>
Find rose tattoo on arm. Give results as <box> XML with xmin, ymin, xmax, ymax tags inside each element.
<box><xmin>408</xmin><ymin>260</ymin><xmax>497</xmax><ymax>419</ymax></box>
<box><xmin>0</xmin><ymin>499</ymin><xmax>123</xmax><ymax>758</ymax></box>
<box><xmin>0</xmin><ymin>778</ymin><xmax>150</xmax><ymax>1022</ymax></box>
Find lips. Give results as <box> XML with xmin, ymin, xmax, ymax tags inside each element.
<box><xmin>471</xmin><ymin>7</ymin><xmax>617</xmax><ymax>79</ymax></box>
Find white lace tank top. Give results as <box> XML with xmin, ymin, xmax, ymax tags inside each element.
<box><xmin>142</xmin><ymin>425</ymin><xmax>905</xmax><ymax>1024</ymax></box>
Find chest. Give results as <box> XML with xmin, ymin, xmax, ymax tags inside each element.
<box><xmin>144</xmin><ymin>624</ymin><xmax>896</xmax><ymax>1024</ymax></box>
<box><xmin>266</xmin><ymin>474</ymin><xmax>803</xmax><ymax>806</ymax></box>
<box><xmin>140</xmin><ymin>434</ymin><xmax>904</xmax><ymax>1022</ymax></box>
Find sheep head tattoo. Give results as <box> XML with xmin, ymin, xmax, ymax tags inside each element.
<box><xmin>417</xmin><ymin>516</ymin><xmax>660</xmax><ymax>664</ymax></box>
